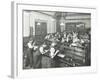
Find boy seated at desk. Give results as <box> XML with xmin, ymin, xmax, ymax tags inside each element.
<box><xmin>49</xmin><ymin>42</ymin><xmax>59</xmax><ymax>58</ymax></box>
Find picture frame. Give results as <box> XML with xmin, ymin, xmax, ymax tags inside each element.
<box><xmin>11</xmin><ymin>1</ymin><xmax>97</xmax><ymax>78</ymax></box>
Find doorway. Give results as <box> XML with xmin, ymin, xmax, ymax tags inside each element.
<box><xmin>35</xmin><ymin>21</ymin><xmax>47</xmax><ymax>41</ymax></box>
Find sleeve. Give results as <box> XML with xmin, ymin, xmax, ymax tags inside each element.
<box><xmin>50</xmin><ymin>48</ymin><xmax>55</xmax><ymax>53</ymax></box>
<box><xmin>50</xmin><ymin>48</ymin><xmax>55</xmax><ymax>58</ymax></box>
<box><xmin>39</xmin><ymin>47</ymin><xmax>44</xmax><ymax>54</ymax></box>
<box><xmin>27</xmin><ymin>43</ymin><xmax>33</xmax><ymax>49</ymax></box>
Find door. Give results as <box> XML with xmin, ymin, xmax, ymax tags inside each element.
<box><xmin>35</xmin><ymin>21</ymin><xmax>47</xmax><ymax>41</ymax></box>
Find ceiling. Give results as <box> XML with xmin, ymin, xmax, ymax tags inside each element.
<box><xmin>24</xmin><ymin>10</ymin><xmax>91</xmax><ymax>19</ymax></box>
<box><xmin>36</xmin><ymin>11</ymin><xmax>91</xmax><ymax>19</ymax></box>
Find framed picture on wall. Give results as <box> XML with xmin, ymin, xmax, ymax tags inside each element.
<box><xmin>11</xmin><ymin>1</ymin><xmax>97</xmax><ymax>78</ymax></box>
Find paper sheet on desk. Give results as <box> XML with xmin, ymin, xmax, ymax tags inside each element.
<box><xmin>57</xmin><ymin>53</ymin><xmax>65</xmax><ymax>58</ymax></box>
